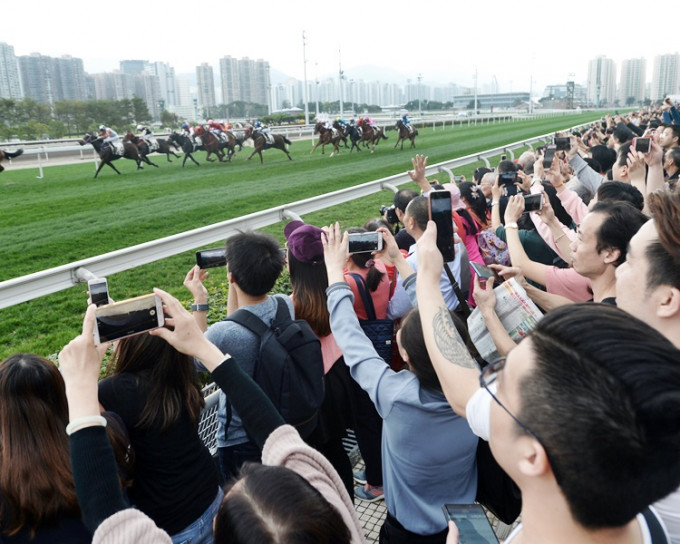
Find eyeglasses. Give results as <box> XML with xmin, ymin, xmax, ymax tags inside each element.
<box><xmin>479</xmin><ymin>357</ymin><xmax>562</xmax><ymax>483</ymax></box>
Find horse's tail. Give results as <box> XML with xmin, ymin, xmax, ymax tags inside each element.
<box><xmin>4</xmin><ymin>149</ymin><xmax>23</xmax><ymax>159</ymax></box>
<box><xmin>283</xmin><ymin>137</ymin><xmax>292</xmax><ymax>145</ymax></box>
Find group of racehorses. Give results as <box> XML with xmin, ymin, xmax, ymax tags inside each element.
<box><xmin>1</xmin><ymin>119</ymin><xmax>419</xmax><ymax>179</ymax></box>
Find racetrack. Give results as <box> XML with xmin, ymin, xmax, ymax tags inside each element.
<box><xmin>0</xmin><ymin>111</ymin><xmax>604</xmax><ymax>357</ymax></box>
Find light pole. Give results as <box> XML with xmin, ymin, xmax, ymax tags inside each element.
<box><xmin>338</xmin><ymin>50</ymin><xmax>344</xmax><ymax>117</ymax></box>
<box><xmin>350</xmin><ymin>79</ymin><xmax>355</xmax><ymax>115</ymax></box>
<box><xmin>315</xmin><ymin>61</ymin><xmax>319</xmax><ymax>118</ymax></box>
<box><xmin>417</xmin><ymin>73</ymin><xmax>422</xmax><ymax>117</ymax></box>
<box><xmin>302</xmin><ymin>31</ymin><xmax>310</xmax><ymax>125</ymax></box>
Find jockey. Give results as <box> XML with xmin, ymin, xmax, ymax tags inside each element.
<box><xmin>136</xmin><ymin>125</ymin><xmax>153</xmax><ymax>145</ymax></box>
<box><xmin>208</xmin><ymin>119</ymin><xmax>224</xmax><ymax>134</ymax></box>
<box><xmin>180</xmin><ymin>122</ymin><xmax>194</xmax><ymax>137</ymax></box>
<box><xmin>99</xmin><ymin>125</ymin><xmax>119</xmax><ymax>144</ymax></box>
<box><xmin>402</xmin><ymin>113</ymin><xmax>411</xmax><ymax>126</ymax></box>
<box><xmin>254</xmin><ymin>120</ymin><xmax>270</xmax><ymax>134</ymax></box>
<box><xmin>324</xmin><ymin>119</ymin><xmax>333</xmax><ymax>131</ymax></box>
<box><xmin>336</xmin><ymin>116</ymin><xmax>347</xmax><ymax>128</ymax></box>
<box><xmin>364</xmin><ymin>116</ymin><xmax>374</xmax><ymax>127</ymax></box>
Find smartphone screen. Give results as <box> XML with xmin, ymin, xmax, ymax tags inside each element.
<box><xmin>348</xmin><ymin>232</ymin><xmax>383</xmax><ymax>254</ymax></box>
<box><xmin>523</xmin><ymin>193</ymin><xmax>544</xmax><ymax>213</ymax></box>
<box><xmin>553</xmin><ymin>137</ymin><xmax>570</xmax><ymax>151</ymax></box>
<box><xmin>88</xmin><ymin>278</ymin><xmax>109</xmax><ymax>307</ymax></box>
<box><xmin>429</xmin><ymin>191</ymin><xmax>456</xmax><ymax>262</ymax></box>
<box><xmin>196</xmin><ymin>248</ymin><xmax>227</xmax><ymax>269</ymax></box>
<box><xmin>634</xmin><ymin>137</ymin><xmax>650</xmax><ymax>153</ymax></box>
<box><xmin>442</xmin><ymin>504</ymin><xmax>499</xmax><ymax>544</ymax></box>
<box><xmin>94</xmin><ymin>294</ymin><xmax>164</xmax><ymax>344</ymax></box>
<box><xmin>543</xmin><ymin>145</ymin><xmax>556</xmax><ymax>169</ymax></box>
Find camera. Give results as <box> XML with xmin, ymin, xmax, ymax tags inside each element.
<box><xmin>523</xmin><ymin>193</ymin><xmax>544</xmax><ymax>213</ymax></box>
<box><xmin>380</xmin><ymin>205</ymin><xmax>399</xmax><ymax>225</ymax></box>
<box><xmin>553</xmin><ymin>137</ymin><xmax>571</xmax><ymax>151</ymax></box>
<box><xmin>498</xmin><ymin>172</ymin><xmax>517</xmax><ymax>186</ymax></box>
<box><xmin>633</xmin><ymin>137</ymin><xmax>651</xmax><ymax>153</ymax></box>
<box><xmin>93</xmin><ymin>294</ymin><xmax>165</xmax><ymax>344</ymax></box>
<box><xmin>196</xmin><ymin>248</ymin><xmax>227</xmax><ymax>269</ymax></box>
<box><xmin>348</xmin><ymin>232</ymin><xmax>383</xmax><ymax>254</ymax></box>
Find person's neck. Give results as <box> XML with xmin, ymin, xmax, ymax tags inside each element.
<box><xmin>410</xmin><ymin>229</ymin><xmax>423</xmax><ymax>242</ymax></box>
<box><xmin>590</xmin><ymin>268</ymin><xmax>617</xmax><ymax>302</ymax></box>
<box><xmin>515</xmin><ymin>490</ymin><xmax>643</xmax><ymax>544</ymax></box>
<box><xmin>237</xmin><ymin>291</ymin><xmax>269</xmax><ymax>308</ymax></box>
<box><xmin>666</xmin><ymin>164</ymin><xmax>679</xmax><ymax>177</ymax></box>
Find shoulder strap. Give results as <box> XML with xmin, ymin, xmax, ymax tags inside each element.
<box><xmin>348</xmin><ymin>273</ymin><xmax>377</xmax><ymax>321</ymax></box>
<box><xmin>443</xmin><ymin>263</ymin><xmax>471</xmax><ymax>318</ymax></box>
<box><xmin>273</xmin><ymin>296</ymin><xmax>292</xmax><ymax>323</ymax></box>
<box><xmin>642</xmin><ymin>507</ymin><xmax>668</xmax><ymax>544</ymax></box>
<box><xmin>226</xmin><ymin>306</ymin><xmax>270</xmax><ymax>336</ymax></box>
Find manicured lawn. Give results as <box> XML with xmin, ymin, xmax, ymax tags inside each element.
<box><xmin>0</xmin><ymin>112</ymin><xmax>603</xmax><ymax>358</ymax></box>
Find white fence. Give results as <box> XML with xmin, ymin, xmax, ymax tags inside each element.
<box><xmin>0</xmin><ymin>119</ymin><xmax>593</xmax><ymax>310</ymax></box>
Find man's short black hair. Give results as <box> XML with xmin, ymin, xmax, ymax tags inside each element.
<box><xmin>590</xmin><ymin>201</ymin><xmax>647</xmax><ymax>266</ymax></box>
<box><xmin>394</xmin><ymin>189</ymin><xmax>419</xmax><ymax>213</ymax></box>
<box><xmin>663</xmin><ymin>123</ymin><xmax>680</xmax><ymax>144</ymax></box>
<box><xmin>646</xmin><ymin>191</ymin><xmax>680</xmax><ymax>292</ymax></box>
<box><xmin>596</xmin><ymin>181</ymin><xmax>644</xmax><ymax>211</ymax></box>
<box><xmin>521</xmin><ymin>303</ymin><xmax>680</xmax><ymax>529</ymax></box>
<box><xmin>612</xmin><ymin>125</ymin><xmax>635</xmax><ymax>144</ymax></box>
<box><xmin>405</xmin><ymin>196</ymin><xmax>429</xmax><ymax>232</ymax></box>
<box><xmin>615</xmin><ymin>141</ymin><xmax>633</xmax><ymax>168</ymax></box>
<box><xmin>225</xmin><ymin>231</ymin><xmax>285</xmax><ymax>296</ymax></box>
<box><xmin>590</xmin><ymin>145</ymin><xmax>617</xmax><ymax>173</ymax></box>
<box><xmin>666</xmin><ymin>146</ymin><xmax>680</xmax><ymax>166</ymax></box>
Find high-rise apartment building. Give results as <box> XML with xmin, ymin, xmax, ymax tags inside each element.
<box><xmin>120</xmin><ymin>60</ymin><xmax>149</xmax><ymax>76</ymax></box>
<box><xmin>651</xmin><ymin>53</ymin><xmax>680</xmax><ymax>100</ymax></box>
<box><xmin>0</xmin><ymin>43</ymin><xmax>23</xmax><ymax>99</ymax></box>
<box><xmin>219</xmin><ymin>57</ymin><xmax>270</xmax><ymax>107</ymax></box>
<box><xmin>196</xmin><ymin>63</ymin><xmax>216</xmax><ymax>108</ymax></box>
<box><xmin>18</xmin><ymin>53</ymin><xmax>88</xmax><ymax>103</ymax></box>
<box><xmin>151</xmin><ymin>61</ymin><xmax>178</xmax><ymax>107</ymax></box>
<box><xmin>619</xmin><ymin>58</ymin><xmax>647</xmax><ymax>105</ymax></box>
<box><xmin>587</xmin><ymin>56</ymin><xmax>617</xmax><ymax>106</ymax></box>
<box><xmin>219</xmin><ymin>56</ymin><xmax>240</xmax><ymax>103</ymax></box>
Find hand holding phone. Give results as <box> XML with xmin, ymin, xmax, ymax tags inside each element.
<box><xmin>442</xmin><ymin>504</ymin><xmax>499</xmax><ymax>543</ymax></box>
<box><xmin>633</xmin><ymin>137</ymin><xmax>651</xmax><ymax>154</ymax></box>
<box><xmin>93</xmin><ymin>294</ymin><xmax>164</xmax><ymax>345</ymax></box>
<box><xmin>196</xmin><ymin>248</ymin><xmax>227</xmax><ymax>269</ymax></box>
<box><xmin>522</xmin><ymin>193</ymin><xmax>544</xmax><ymax>213</ymax></box>
<box><xmin>88</xmin><ymin>278</ymin><xmax>109</xmax><ymax>307</ymax></box>
<box><xmin>429</xmin><ymin>191</ymin><xmax>456</xmax><ymax>262</ymax></box>
<box><xmin>348</xmin><ymin>232</ymin><xmax>383</xmax><ymax>254</ymax></box>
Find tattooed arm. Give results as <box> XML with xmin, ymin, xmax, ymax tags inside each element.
<box><xmin>416</xmin><ymin>221</ymin><xmax>482</xmax><ymax>417</ymax></box>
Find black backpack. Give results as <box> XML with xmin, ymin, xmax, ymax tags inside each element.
<box><xmin>226</xmin><ymin>297</ymin><xmax>325</xmax><ymax>438</ymax></box>
<box><xmin>348</xmin><ymin>273</ymin><xmax>394</xmax><ymax>364</ymax></box>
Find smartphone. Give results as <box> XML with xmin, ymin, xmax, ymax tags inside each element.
<box><xmin>196</xmin><ymin>248</ymin><xmax>227</xmax><ymax>269</ymax></box>
<box><xmin>523</xmin><ymin>193</ymin><xmax>544</xmax><ymax>213</ymax></box>
<box><xmin>93</xmin><ymin>294</ymin><xmax>164</xmax><ymax>345</ymax></box>
<box><xmin>498</xmin><ymin>172</ymin><xmax>517</xmax><ymax>186</ymax></box>
<box><xmin>88</xmin><ymin>277</ymin><xmax>109</xmax><ymax>307</ymax></box>
<box><xmin>553</xmin><ymin>137</ymin><xmax>571</xmax><ymax>151</ymax></box>
<box><xmin>348</xmin><ymin>232</ymin><xmax>383</xmax><ymax>254</ymax></box>
<box><xmin>428</xmin><ymin>191</ymin><xmax>456</xmax><ymax>262</ymax></box>
<box><xmin>470</xmin><ymin>262</ymin><xmax>502</xmax><ymax>284</ymax></box>
<box><xmin>633</xmin><ymin>137</ymin><xmax>651</xmax><ymax>153</ymax></box>
<box><xmin>543</xmin><ymin>145</ymin><xmax>556</xmax><ymax>169</ymax></box>
<box><xmin>442</xmin><ymin>504</ymin><xmax>499</xmax><ymax>544</ymax></box>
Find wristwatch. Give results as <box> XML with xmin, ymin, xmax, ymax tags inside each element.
<box><xmin>191</xmin><ymin>303</ymin><xmax>209</xmax><ymax>312</ymax></box>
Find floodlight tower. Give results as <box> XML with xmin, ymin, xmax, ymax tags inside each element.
<box><xmin>302</xmin><ymin>31</ymin><xmax>310</xmax><ymax>125</ymax></box>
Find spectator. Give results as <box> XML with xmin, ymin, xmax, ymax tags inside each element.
<box><xmin>479</xmin><ymin>172</ymin><xmax>497</xmax><ymax>203</ymax></box>
<box><xmin>284</xmin><ymin>220</ymin><xmax>355</xmax><ymax>499</ymax></box>
<box><xmin>664</xmin><ymin>146</ymin><xmax>680</xmax><ymax>188</ymax></box>
<box><xmin>659</xmin><ymin>124</ymin><xmax>680</xmax><ymax>150</ymax></box>
<box><xmin>97</xmin><ymin>331</ymin><xmax>221</xmax><ymax>543</ymax></box>
<box><xmin>390</xmin><ymin>189</ymin><xmax>418</xmax><ymax>251</ymax></box>
<box><xmin>58</xmin><ymin>296</ymin><xmax>366</xmax><ymax>543</ymax></box>
<box><xmin>323</xmin><ymin>223</ymin><xmax>478</xmax><ymax>542</ymax></box>
<box><xmin>415</xmin><ymin>223</ymin><xmax>680</xmax><ymax>544</ymax></box>
<box><xmin>185</xmin><ymin>231</ymin><xmax>290</xmax><ymax>484</ymax></box>
<box><xmin>516</xmin><ymin>151</ymin><xmax>535</xmax><ymax>175</ymax></box>
<box><xmin>0</xmin><ymin>354</ymin><xmax>91</xmax><ymax>542</ymax></box>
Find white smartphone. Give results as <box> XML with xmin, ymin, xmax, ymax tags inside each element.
<box><xmin>348</xmin><ymin>232</ymin><xmax>383</xmax><ymax>254</ymax></box>
<box><xmin>88</xmin><ymin>277</ymin><xmax>109</xmax><ymax>307</ymax></box>
<box><xmin>93</xmin><ymin>294</ymin><xmax>164</xmax><ymax>345</ymax></box>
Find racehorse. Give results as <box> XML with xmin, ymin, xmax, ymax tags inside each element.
<box><xmin>345</xmin><ymin>125</ymin><xmax>363</xmax><ymax>153</ymax></box>
<box><xmin>332</xmin><ymin>121</ymin><xmax>349</xmax><ymax>149</ymax></box>
<box><xmin>121</xmin><ymin>132</ymin><xmax>159</xmax><ymax>169</ymax></box>
<box><xmin>168</xmin><ymin>132</ymin><xmax>200</xmax><ymax>167</ymax></box>
<box><xmin>394</xmin><ymin>120</ymin><xmax>419</xmax><ymax>150</ymax></box>
<box><xmin>79</xmin><ymin>132</ymin><xmax>151</xmax><ymax>179</ymax></box>
<box><xmin>357</xmin><ymin>121</ymin><xmax>388</xmax><ymax>153</ymax></box>
<box><xmin>243</xmin><ymin>126</ymin><xmax>293</xmax><ymax>163</ymax></box>
<box><xmin>124</xmin><ymin>132</ymin><xmax>180</xmax><ymax>162</ymax></box>
<box><xmin>207</xmin><ymin>128</ymin><xmax>240</xmax><ymax>161</ymax></box>
<box><xmin>192</xmin><ymin>126</ymin><xmax>225</xmax><ymax>162</ymax></box>
<box><xmin>0</xmin><ymin>148</ymin><xmax>23</xmax><ymax>173</ymax></box>
<box><xmin>311</xmin><ymin>123</ymin><xmax>342</xmax><ymax>156</ymax></box>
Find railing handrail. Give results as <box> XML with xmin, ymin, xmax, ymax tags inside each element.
<box><xmin>0</xmin><ymin>119</ymin><xmax>592</xmax><ymax>310</ymax></box>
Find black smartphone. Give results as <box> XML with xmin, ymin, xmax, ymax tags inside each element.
<box><xmin>196</xmin><ymin>248</ymin><xmax>227</xmax><ymax>269</ymax></box>
<box><xmin>523</xmin><ymin>193</ymin><xmax>544</xmax><ymax>213</ymax></box>
<box><xmin>500</xmin><ymin>154</ymin><xmax>507</xmax><ymax>161</ymax></box>
<box><xmin>633</xmin><ymin>137</ymin><xmax>651</xmax><ymax>153</ymax></box>
<box><xmin>428</xmin><ymin>191</ymin><xmax>456</xmax><ymax>262</ymax></box>
<box><xmin>498</xmin><ymin>172</ymin><xmax>517</xmax><ymax>186</ymax></box>
<box><xmin>470</xmin><ymin>262</ymin><xmax>502</xmax><ymax>284</ymax></box>
<box><xmin>442</xmin><ymin>504</ymin><xmax>499</xmax><ymax>544</ymax></box>
<box><xmin>348</xmin><ymin>232</ymin><xmax>383</xmax><ymax>254</ymax></box>
<box><xmin>88</xmin><ymin>277</ymin><xmax>109</xmax><ymax>307</ymax></box>
<box><xmin>93</xmin><ymin>294</ymin><xmax>165</xmax><ymax>345</ymax></box>
<box><xmin>543</xmin><ymin>145</ymin><xmax>556</xmax><ymax>169</ymax></box>
<box><xmin>553</xmin><ymin>137</ymin><xmax>570</xmax><ymax>151</ymax></box>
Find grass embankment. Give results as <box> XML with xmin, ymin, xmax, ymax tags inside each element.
<box><xmin>0</xmin><ymin>112</ymin><xmax>603</xmax><ymax>357</ymax></box>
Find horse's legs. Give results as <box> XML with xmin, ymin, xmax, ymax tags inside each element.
<box><xmin>144</xmin><ymin>155</ymin><xmax>159</xmax><ymax>167</ymax></box>
<box><xmin>188</xmin><ymin>153</ymin><xmax>199</xmax><ymax>166</ymax></box>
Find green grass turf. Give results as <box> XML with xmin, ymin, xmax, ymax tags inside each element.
<box><xmin>0</xmin><ymin>112</ymin><xmax>604</xmax><ymax>358</ymax></box>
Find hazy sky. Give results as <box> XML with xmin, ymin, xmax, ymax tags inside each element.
<box><xmin>4</xmin><ymin>0</ymin><xmax>677</xmax><ymax>94</ymax></box>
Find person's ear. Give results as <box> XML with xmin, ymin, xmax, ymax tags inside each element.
<box><xmin>657</xmin><ymin>286</ymin><xmax>680</xmax><ymax>319</ymax></box>
<box><xmin>602</xmin><ymin>247</ymin><xmax>621</xmax><ymax>265</ymax></box>
<box><xmin>517</xmin><ymin>437</ymin><xmax>552</xmax><ymax>480</ymax></box>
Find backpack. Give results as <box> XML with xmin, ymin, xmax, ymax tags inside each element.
<box><xmin>348</xmin><ymin>273</ymin><xmax>394</xmax><ymax>364</ymax></box>
<box><xmin>476</xmin><ymin>227</ymin><xmax>511</xmax><ymax>267</ymax></box>
<box><xmin>225</xmin><ymin>297</ymin><xmax>325</xmax><ymax>439</ymax></box>
<box><xmin>475</xmin><ymin>438</ymin><xmax>522</xmax><ymax>525</ymax></box>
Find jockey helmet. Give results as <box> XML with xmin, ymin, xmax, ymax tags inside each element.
<box><xmin>99</xmin><ymin>125</ymin><xmax>106</xmax><ymax>131</ymax></box>
<box><xmin>137</xmin><ymin>125</ymin><xmax>143</xmax><ymax>130</ymax></box>
<box><xmin>208</xmin><ymin>119</ymin><xmax>214</xmax><ymax>124</ymax></box>
<box><xmin>181</xmin><ymin>123</ymin><xmax>189</xmax><ymax>129</ymax></box>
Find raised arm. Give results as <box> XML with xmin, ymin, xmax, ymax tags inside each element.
<box><xmin>472</xmin><ymin>276</ymin><xmax>517</xmax><ymax>356</ymax></box>
<box><xmin>184</xmin><ymin>265</ymin><xmax>210</xmax><ymax>332</ymax></box>
<box><xmin>415</xmin><ymin>221</ymin><xmax>480</xmax><ymax>417</ymax></box>
<box><xmin>504</xmin><ymin>195</ymin><xmax>549</xmax><ymax>286</ymax></box>
<box><xmin>408</xmin><ymin>153</ymin><xmax>432</xmax><ymax>194</ymax></box>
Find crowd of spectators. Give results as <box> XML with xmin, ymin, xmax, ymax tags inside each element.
<box><xmin>2</xmin><ymin>99</ymin><xmax>680</xmax><ymax>544</ymax></box>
